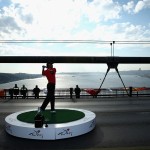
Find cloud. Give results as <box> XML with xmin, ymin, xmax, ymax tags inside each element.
<box><xmin>0</xmin><ymin>16</ymin><xmax>21</xmax><ymax>33</ymax></box>
<box><xmin>0</xmin><ymin>43</ymin><xmax>51</xmax><ymax>56</ymax></box>
<box><xmin>0</xmin><ymin>0</ymin><xmax>123</xmax><ymax>39</ymax></box>
<box><xmin>123</xmin><ymin>0</ymin><xmax>150</xmax><ymax>14</ymax></box>
<box><xmin>0</xmin><ymin>0</ymin><xmax>149</xmax><ymax>57</ymax></box>
<box><xmin>8</xmin><ymin>0</ymin><xmax>85</xmax><ymax>39</ymax></box>
<box><xmin>85</xmin><ymin>0</ymin><xmax>121</xmax><ymax>22</ymax></box>
<box><xmin>123</xmin><ymin>1</ymin><xmax>134</xmax><ymax>14</ymax></box>
<box><xmin>134</xmin><ymin>0</ymin><xmax>145</xmax><ymax>13</ymax></box>
<box><xmin>0</xmin><ymin>0</ymin><xmax>149</xmax><ymax>40</ymax></box>
<box><xmin>77</xmin><ymin>22</ymin><xmax>150</xmax><ymax>41</ymax></box>
<box><xmin>0</xmin><ymin>2</ymin><xmax>30</xmax><ymax>38</ymax></box>
<box><xmin>136</xmin><ymin>1</ymin><xmax>150</xmax><ymax>13</ymax></box>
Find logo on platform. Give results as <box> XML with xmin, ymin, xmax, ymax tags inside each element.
<box><xmin>58</xmin><ymin>128</ymin><xmax>72</xmax><ymax>136</ymax></box>
<box><xmin>29</xmin><ymin>130</ymin><xmax>43</xmax><ymax>138</ymax></box>
<box><xmin>89</xmin><ymin>120</ymin><xmax>95</xmax><ymax>128</ymax></box>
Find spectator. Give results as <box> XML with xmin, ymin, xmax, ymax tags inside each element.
<box><xmin>9</xmin><ymin>88</ymin><xmax>14</xmax><ymax>99</ymax></box>
<box><xmin>13</xmin><ymin>84</ymin><xmax>19</xmax><ymax>99</ymax></box>
<box><xmin>75</xmin><ymin>85</ymin><xmax>81</xmax><ymax>99</ymax></box>
<box><xmin>33</xmin><ymin>85</ymin><xmax>41</xmax><ymax>99</ymax></box>
<box><xmin>20</xmin><ymin>85</ymin><xmax>28</xmax><ymax>99</ymax></box>
<box><xmin>70</xmin><ymin>88</ymin><xmax>73</xmax><ymax>99</ymax></box>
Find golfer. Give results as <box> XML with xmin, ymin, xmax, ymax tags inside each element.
<box><xmin>39</xmin><ymin>62</ymin><xmax>56</xmax><ymax>113</ymax></box>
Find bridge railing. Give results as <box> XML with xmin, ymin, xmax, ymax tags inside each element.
<box><xmin>0</xmin><ymin>87</ymin><xmax>150</xmax><ymax>99</ymax></box>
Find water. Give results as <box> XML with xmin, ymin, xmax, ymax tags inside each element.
<box><xmin>0</xmin><ymin>72</ymin><xmax>150</xmax><ymax>90</ymax></box>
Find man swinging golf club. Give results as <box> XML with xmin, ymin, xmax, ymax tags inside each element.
<box><xmin>38</xmin><ymin>62</ymin><xmax>56</xmax><ymax>113</ymax></box>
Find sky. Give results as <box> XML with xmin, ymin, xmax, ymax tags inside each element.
<box><xmin>0</xmin><ymin>0</ymin><xmax>150</xmax><ymax>73</ymax></box>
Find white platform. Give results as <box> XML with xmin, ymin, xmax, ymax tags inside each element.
<box><xmin>5</xmin><ymin>108</ymin><xmax>96</xmax><ymax>140</ymax></box>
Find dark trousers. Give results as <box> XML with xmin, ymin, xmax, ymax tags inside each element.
<box><xmin>41</xmin><ymin>83</ymin><xmax>55</xmax><ymax>111</ymax></box>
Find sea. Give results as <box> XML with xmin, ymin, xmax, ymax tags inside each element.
<box><xmin>0</xmin><ymin>72</ymin><xmax>150</xmax><ymax>90</ymax></box>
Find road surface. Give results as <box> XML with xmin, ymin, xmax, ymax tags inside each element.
<box><xmin>0</xmin><ymin>97</ymin><xmax>150</xmax><ymax>150</ymax></box>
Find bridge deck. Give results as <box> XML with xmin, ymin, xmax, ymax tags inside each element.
<box><xmin>1</xmin><ymin>97</ymin><xmax>150</xmax><ymax>149</ymax></box>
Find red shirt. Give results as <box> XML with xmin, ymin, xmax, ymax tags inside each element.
<box><xmin>42</xmin><ymin>68</ymin><xmax>56</xmax><ymax>84</ymax></box>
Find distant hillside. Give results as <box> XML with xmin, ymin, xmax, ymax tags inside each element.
<box><xmin>0</xmin><ymin>73</ymin><xmax>42</xmax><ymax>84</ymax></box>
<box><xmin>0</xmin><ymin>70</ymin><xmax>150</xmax><ymax>84</ymax></box>
<box><xmin>110</xmin><ymin>70</ymin><xmax>150</xmax><ymax>78</ymax></box>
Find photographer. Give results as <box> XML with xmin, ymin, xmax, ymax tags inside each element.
<box><xmin>39</xmin><ymin>62</ymin><xmax>56</xmax><ymax>113</ymax></box>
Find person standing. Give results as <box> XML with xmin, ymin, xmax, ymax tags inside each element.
<box><xmin>13</xmin><ymin>84</ymin><xmax>19</xmax><ymax>99</ymax></box>
<box><xmin>9</xmin><ymin>88</ymin><xmax>14</xmax><ymax>99</ymax></box>
<box><xmin>33</xmin><ymin>85</ymin><xmax>40</xmax><ymax>99</ymax></box>
<box><xmin>70</xmin><ymin>88</ymin><xmax>73</xmax><ymax>99</ymax></box>
<box><xmin>39</xmin><ymin>62</ymin><xmax>56</xmax><ymax>113</ymax></box>
<box><xmin>75</xmin><ymin>85</ymin><xmax>81</xmax><ymax>99</ymax></box>
<box><xmin>20</xmin><ymin>85</ymin><xmax>28</xmax><ymax>99</ymax></box>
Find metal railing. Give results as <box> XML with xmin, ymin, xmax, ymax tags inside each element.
<box><xmin>0</xmin><ymin>87</ymin><xmax>150</xmax><ymax>99</ymax></box>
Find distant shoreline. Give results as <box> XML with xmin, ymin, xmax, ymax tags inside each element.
<box><xmin>140</xmin><ymin>75</ymin><xmax>150</xmax><ymax>79</ymax></box>
<box><xmin>0</xmin><ymin>70</ymin><xmax>150</xmax><ymax>85</ymax></box>
<box><xmin>0</xmin><ymin>73</ymin><xmax>42</xmax><ymax>84</ymax></box>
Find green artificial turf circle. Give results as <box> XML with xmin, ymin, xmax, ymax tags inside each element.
<box><xmin>17</xmin><ymin>109</ymin><xmax>85</xmax><ymax>124</ymax></box>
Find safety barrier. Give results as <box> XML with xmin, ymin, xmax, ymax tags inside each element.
<box><xmin>0</xmin><ymin>87</ymin><xmax>150</xmax><ymax>99</ymax></box>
